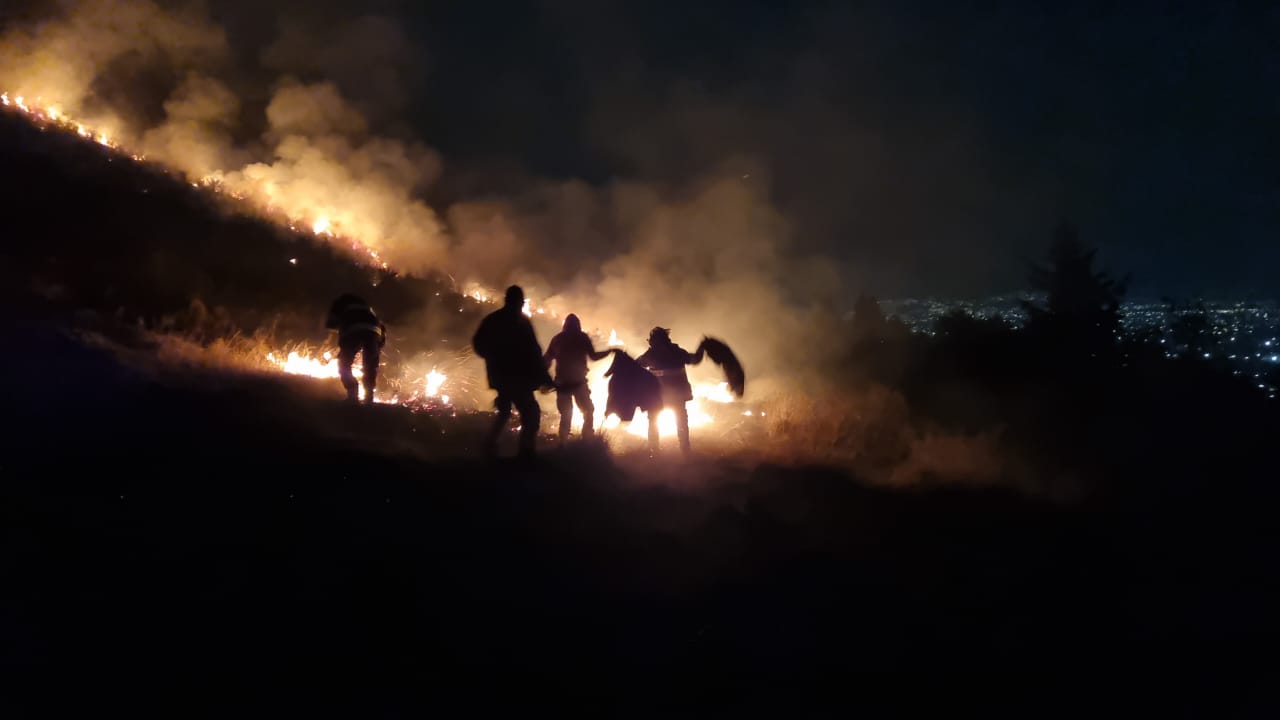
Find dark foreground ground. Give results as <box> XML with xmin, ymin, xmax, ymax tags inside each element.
<box><xmin>3</xmin><ymin>311</ymin><xmax>1279</xmax><ymax>717</ymax></box>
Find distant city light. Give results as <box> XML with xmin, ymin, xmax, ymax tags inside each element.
<box><xmin>875</xmin><ymin>296</ymin><xmax>1280</xmax><ymax>398</ymax></box>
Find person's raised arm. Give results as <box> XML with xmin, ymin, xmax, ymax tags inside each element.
<box><xmin>588</xmin><ymin>339</ymin><xmax>613</xmax><ymax>362</ymax></box>
<box><xmin>687</xmin><ymin>340</ymin><xmax>706</xmax><ymax>366</ymax></box>
<box><xmin>543</xmin><ymin>335</ymin><xmax>558</xmax><ymax>368</ymax></box>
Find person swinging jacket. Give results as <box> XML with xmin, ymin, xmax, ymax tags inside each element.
<box><xmin>636</xmin><ymin>326</ymin><xmax>704</xmax><ymax>454</ymax></box>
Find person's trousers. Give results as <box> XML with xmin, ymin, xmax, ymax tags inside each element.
<box><xmin>647</xmin><ymin>402</ymin><xmax>690</xmax><ymax>454</ymax></box>
<box><xmin>338</xmin><ymin>331</ymin><xmax>381</xmax><ymax>401</ymax></box>
<box><xmin>555</xmin><ymin>383</ymin><xmax>594</xmax><ymax>440</ymax></box>
<box><xmin>485</xmin><ymin>390</ymin><xmax>541</xmax><ymax>457</ymax></box>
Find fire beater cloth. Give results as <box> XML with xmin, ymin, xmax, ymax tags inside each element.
<box><xmin>603</xmin><ymin>350</ymin><xmax>662</xmax><ymax>422</ymax></box>
<box><xmin>699</xmin><ymin>337</ymin><xmax>745</xmax><ymax>398</ymax></box>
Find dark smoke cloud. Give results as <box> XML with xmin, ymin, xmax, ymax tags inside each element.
<box><xmin>6</xmin><ymin>0</ymin><xmax>1270</xmax><ymax>386</ymax></box>
<box><xmin>259</xmin><ymin>11</ymin><xmax>423</xmax><ymax>126</ymax></box>
<box><xmin>503</xmin><ymin>0</ymin><xmax>1278</xmax><ymax>298</ymax></box>
<box><xmin>0</xmin><ymin>0</ymin><xmax>848</xmax><ymax>377</ymax></box>
<box><xmin>0</xmin><ymin>0</ymin><xmax>455</xmax><ymax>273</ymax></box>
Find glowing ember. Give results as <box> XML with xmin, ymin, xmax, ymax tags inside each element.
<box><xmin>425</xmin><ymin>368</ymin><xmax>447</xmax><ymax>397</ymax></box>
<box><xmin>694</xmin><ymin>381</ymin><xmax>735</xmax><ymax>404</ymax></box>
<box><xmin>0</xmin><ymin>86</ymin><xmax>406</xmax><ymax>272</ymax></box>
<box><xmin>266</xmin><ymin>348</ymin><xmax>398</xmax><ymax>403</ymax></box>
<box><xmin>566</xmin><ymin>360</ymin><xmax>735</xmax><ymax>440</ymax></box>
<box><xmin>274</xmin><ymin>350</ymin><xmax>347</xmax><ymax>379</ymax></box>
<box><xmin>0</xmin><ymin>85</ymin><xmax>756</xmax><ymax>438</ymax></box>
<box><xmin>0</xmin><ymin>86</ymin><xmax>508</xmax><ymax>304</ymax></box>
<box><xmin>623</xmin><ymin>402</ymin><xmax>715</xmax><ymax>439</ymax></box>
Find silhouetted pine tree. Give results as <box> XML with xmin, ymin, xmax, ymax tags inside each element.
<box><xmin>1022</xmin><ymin>222</ymin><xmax>1127</xmax><ymax>358</ymax></box>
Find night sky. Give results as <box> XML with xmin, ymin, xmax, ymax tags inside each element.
<box><xmin>12</xmin><ymin>0</ymin><xmax>1280</xmax><ymax>298</ymax></box>
<box><xmin>426</xmin><ymin>1</ymin><xmax>1280</xmax><ymax>298</ymax></box>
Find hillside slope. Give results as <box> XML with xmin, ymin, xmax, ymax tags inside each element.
<box><xmin>2</xmin><ymin>109</ymin><xmax>1278</xmax><ymax>715</ymax></box>
<box><xmin>0</xmin><ymin>108</ymin><xmax>484</xmax><ymax>344</ymax></box>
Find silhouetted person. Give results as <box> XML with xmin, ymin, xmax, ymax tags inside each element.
<box><xmin>544</xmin><ymin>313</ymin><xmax>614</xmax><ymax>441</ymax></box>
<box><xmin>473</xmin><ymin>285</ymin><xmax>552</xmax><ymax>459</ymax></box>
<box><xmin>325</xmin><ymin>293</ymin><xmax>385</xmax><ymax>403</ymax></box>
<box><xmin>637</xmin><ymin>327</ymin><xmax>704</xmax><ymax>454</ymax></box>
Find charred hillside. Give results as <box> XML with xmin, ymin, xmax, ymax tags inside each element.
<box><xmin>0</xmin><ymin>109</ymin><xmax>483</xmax><ymax>342</ymax></box>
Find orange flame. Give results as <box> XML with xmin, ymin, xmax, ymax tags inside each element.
<box><xmin>1</xmin><ymin>84</ymin><xmax>758</xmax><ymax>440</ymax></box>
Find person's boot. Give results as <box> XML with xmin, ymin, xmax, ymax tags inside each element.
<box><xmin>345</xmin><ymin>385</ymin><xmax>359</xmax><ymax>403</ymax></box>
<box><xmin>363</xmin><ymin>385</ymin><xmax>376</xmax><ymax>404</ymax></box>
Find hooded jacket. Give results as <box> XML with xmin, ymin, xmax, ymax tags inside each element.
<box><xmin>326</xmin><ymin>294</ymin><xmax>385</xmax><ymax>345</ymax></box>
<box><xmin>544</xmin><ymin>314</ymin><xmax>610</xmax><ymax>385</ymax></box>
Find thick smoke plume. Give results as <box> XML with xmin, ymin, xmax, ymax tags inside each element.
<box><xmin>0</xmin><ymin>0</ymin><xmax>842</xmax><ymax>380</ymax></box>
<box><xmin>0</xmin><ymin>0</ymin><xmax>449</xmax><ymax>273</ymax></box>
<box><xmin>1</xmin><ymin>1</ymin><xmax>1016</xmax><ymax>490</ymax></box>
<box><xmin>453</xmin><ymin>161</ymin><xmax>844</xmax><ymax>383</ymax></box>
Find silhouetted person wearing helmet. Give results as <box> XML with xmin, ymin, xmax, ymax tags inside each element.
<box><xmin>325</xmin><ymin>293</ymin><xmax>386</xmax><ymax>403</ymax></box>
<box><xmin>544</xmin><ymin>313</ymin><xmax>615</xmax><ymax>441</ymax></box>
<box><xmin>473</xmin><ymin>285</ymin><xmax>552</xmax><ymax>459</ymax></box>
<box><xmin>637</xmin><ymin>327</ymin><xmax>705</xmax><ymax>454</ymax></box>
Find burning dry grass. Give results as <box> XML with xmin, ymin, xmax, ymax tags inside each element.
<box><xmin>150</xmin><ymin>331</ymin><xmax>280</xmax><ymax>375</ymax></box>
<box><xmin>85</xmin><ymin>313</ymin><xmax>1030</xmax><ymax>495</ymax></box>
<box><xmin>136</xmin><ymin>317</ymin><xmax>1015</xmax><ymax>490</ymax></box>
